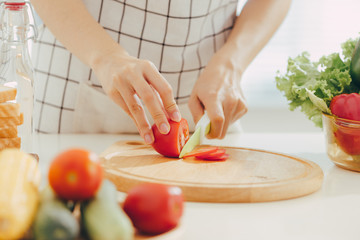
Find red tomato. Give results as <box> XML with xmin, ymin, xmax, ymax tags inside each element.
<box><xmin>48</xmin><ymin>148</ymin><xmax>103</xmax><ymax>201</ymax></box>
<box><xmin>152</xmin><ymin>118</ymin><xmax>189</xmax><ymax>157</ymax></box>
<box><xmin>123</xmin><ymin>183</ymin><xmax>184</xmax><ymax>235</ymax></box>
<box><xmin>330</xmin><ymin>93</ymin><xmax>360</xmax><ymax>120</ymax></box>
<box><xmin>330</xmin><ymin>93</ymin><xmax>360</xmax><ymax>155</ymax></box>
<box><xmin>182</xmin><ymin>146</ymin><xmax>219</xmax><ymax>158</ymax></box>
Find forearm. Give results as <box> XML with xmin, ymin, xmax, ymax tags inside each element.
<box><xmin>30</xmin><ymin>0</ymin><xmax>127</xmax><ymax>68</ymax></box>
<box><xmin>220</xmin><ymin>0</ymin><xmax>292</xmax><ymax>74</ymax></box>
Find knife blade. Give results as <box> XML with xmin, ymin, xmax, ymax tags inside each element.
<box><xmin>179</xmin><ymin>113</ymin><xmax>211</xmax><ymax>158</ymax></box>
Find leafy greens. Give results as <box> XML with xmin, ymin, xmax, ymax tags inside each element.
<box><xmin>275</xmin><ymin>37</ymin><xmax>359</xmax><ymax>128</ymax></box>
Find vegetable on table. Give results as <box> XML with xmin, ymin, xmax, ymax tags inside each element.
<box><xmin>0</xmin><ymin>149</ymin><xmax>41</xmax><ymax>240</ymax></box>
<box><xmin>32</xmin><ymin>186</ymin><xmax>80</xmax><ymax>240</ymax></box>
<box><xmin>48</xmin><ymin>148</ymin><xmax>103</xmax><ymax>201</ymax></box>
<box><xmin>329</xmin><ymin>93</ymin><xmax>360</xmax><ymax>155</ymax></box>
<box><xmin>276</xmin><ymin>36</ymin><xmax>360</xmax><ymax>156</ymax></box>
<box><xmin>276</xmin><ymin>37</ymin><xmax>359</xmax><ymax>128</ymax></box>
<box><xmin>151</xmin><ymin>118</ymin><xmax>189</xmax><ymax>158</ymax></box>
<box><xmin>81</xmin><ymin>179</ymin><xmax>134</xmax><ymax>240</ymax></box>
<box><xmin>123</xmin><ymin>183</ymin><xmax>184</xmax><ymax>235</ymax></box>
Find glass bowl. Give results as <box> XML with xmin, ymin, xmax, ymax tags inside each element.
<box><xmin>322</xmin><ymin>113</ymin><xmax>360</xmax><ymax>172</ymax></box>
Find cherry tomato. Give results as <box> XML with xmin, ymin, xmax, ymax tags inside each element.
<box><xmin>48</xmin><ymin>148</ymin><xmax>103</xmax><ymax>201</ymax></box>
<box><xmin>152</xmin><ymin>118</ymin><xmax>189</xmax><ymax>158</ymax></box>
<box><xmin>123</xmin><ymin>183</ymin><xmax>184</xmax><ymax>235</ymax></box>
<box><xmin>182</xmin><ymin>146</ymin><xmax>219</xmax><ymax>158</ymax></box>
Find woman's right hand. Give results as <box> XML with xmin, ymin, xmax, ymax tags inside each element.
<box><xmin>92</xmin><ymin>50</ymin><xmax>181</xmax><ymax>145</ymax></box>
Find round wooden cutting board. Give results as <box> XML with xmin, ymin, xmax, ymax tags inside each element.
<box><xmin>100</xmin><ymin>141</ymin><xmax>323</xmax><ymax>203</ymax></box>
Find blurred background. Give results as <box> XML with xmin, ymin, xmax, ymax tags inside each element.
<box><xmin>240</xmin><ymin>0</ymin><xmax>360</xmax><ymax>133</ymax></box>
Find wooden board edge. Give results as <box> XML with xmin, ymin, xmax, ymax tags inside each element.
<box><xmin>104</xmin><ymin>165</ymin><xmax>324</xmax><ymax>203</ymax></box>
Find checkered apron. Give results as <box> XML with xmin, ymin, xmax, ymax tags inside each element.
<box><xmin>34</xmin><ymin>0</ymin><xmax>238</xmax><ymax>133</ymax></box>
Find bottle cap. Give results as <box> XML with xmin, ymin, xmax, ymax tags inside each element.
<box><xmin>4</xmin><ymin>1</ymin><xmax>25</xmax><ymax>11</ymax></box>
<box><xmin>0</xmin><ymin>1</ymin><xmax>38</xmax><ymax>40</ymax></box>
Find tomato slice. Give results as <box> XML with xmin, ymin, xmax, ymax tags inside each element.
<box><xmin>182</xmin><ymin>146</ymin><xmax>219</xmax><ymax>158</ymax></box>
<box><xmin>197</xmin><ymin>148</ymin><xmax>226</xmax><ymax>159</ymax></box>
<box><xmin>196</xmin><ymin>153</ymin><xmax>229</xmax><ymax>161</ymax></box>
<box><xmin>194</xmin><ymin>148</ymin><xmax>229</xmax><ymax>161</ymax></box>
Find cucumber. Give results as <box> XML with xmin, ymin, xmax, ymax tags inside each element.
<box><xmin>81</xmin><ymin>180</ymin><xmax>134</xmax><ymax>240</ymax></box>
<box><xmin>33</xmin><ymin>199</ymin><xmax>80</xmax><ymax>240</ymax></box>
<box><xmin>32</xmin><ymin>186</ymin><xmax>80</xmax><ymax>240</ymax></box>
<box><xmin>350</xmin><ymin>38</ymin><xmax>360</xmax><ymax>87</ymax></box>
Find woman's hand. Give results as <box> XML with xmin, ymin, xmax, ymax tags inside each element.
<box><xmin>92</xmin><ymin>50</ymin><xmax>181</xmax><ymax>144</ymax></box>
<box><xmin>188</xmin><ymin>48</ymin><xmax>247</xmax><ymax>139</ymax></box>
<box><xmin>188</xmin><ymin>0</ymin><xmax>292</xmax><ymax>139</ymax></box>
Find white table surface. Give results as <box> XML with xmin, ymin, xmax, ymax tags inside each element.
<box><xmin>33</xmin><ymin>132</ymin><xmax>360</xmax><ymax>240</ymax></box>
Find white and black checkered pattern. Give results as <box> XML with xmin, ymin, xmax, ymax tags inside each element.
<box><xmin>34</xmin><ymin>0</ymin><xmax>238</xmax><ymax>133</ymax></box>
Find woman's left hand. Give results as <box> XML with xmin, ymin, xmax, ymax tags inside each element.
<box><xmin>188</xmin><ymin>48</ymin><xmax>247</xmax><ymax>139</ymax></box>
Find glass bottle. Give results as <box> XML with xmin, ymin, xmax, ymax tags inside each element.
<box><xmin>0</xmin><ymin>1</ymin><xmax>37</xmax><ymax>153</ymax></box>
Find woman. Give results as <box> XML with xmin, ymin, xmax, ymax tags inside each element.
<box><xmin>30</xmin><ymin>0</ymin><xmax>291</xmax><ymax>144</ymax></box>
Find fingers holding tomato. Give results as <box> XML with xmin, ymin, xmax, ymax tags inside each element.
<box><xmin>151</xmin><ymin>118</ymin><xmax>189</xmax><ymax>158</ymax></box>
<box><xmin>48</xmin><ymin>148</ymin><xmax>103</xmax><ymax>201</ymax></box>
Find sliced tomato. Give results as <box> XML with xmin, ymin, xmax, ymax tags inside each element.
<box><xmin>183</xmin><ymin>146</ymin><xmax>228</xmax><ymax>161</ymax></box>
<box><xmin>182</xmin><ymin>146</ymin><xmax>219</xmax><ymax>158</ymax></box>
<box><xmin>194</xmin><ymin>148</ymin><xmax>229</xmax><ymax>161</ymax></box>
<box><xmin>197</xmin><ymin>148</ymin><xmax>226</xmax><ymax>158</ymax></box>
<box><xmin>196</xmin><ymin>153</ymin><xmax>229</xmax><ymax>161</ymax></box>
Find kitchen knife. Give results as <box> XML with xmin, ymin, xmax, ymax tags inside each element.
<box><xmin>179</xmin><ymin>112</ymin><xmax>211</xmax><ymax>158</ymax></box>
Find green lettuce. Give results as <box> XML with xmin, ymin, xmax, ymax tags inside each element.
<box><xmin>275</xmin><ymin>37</ymin><xmax>360</xmax><ymax>128</ymax></box>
